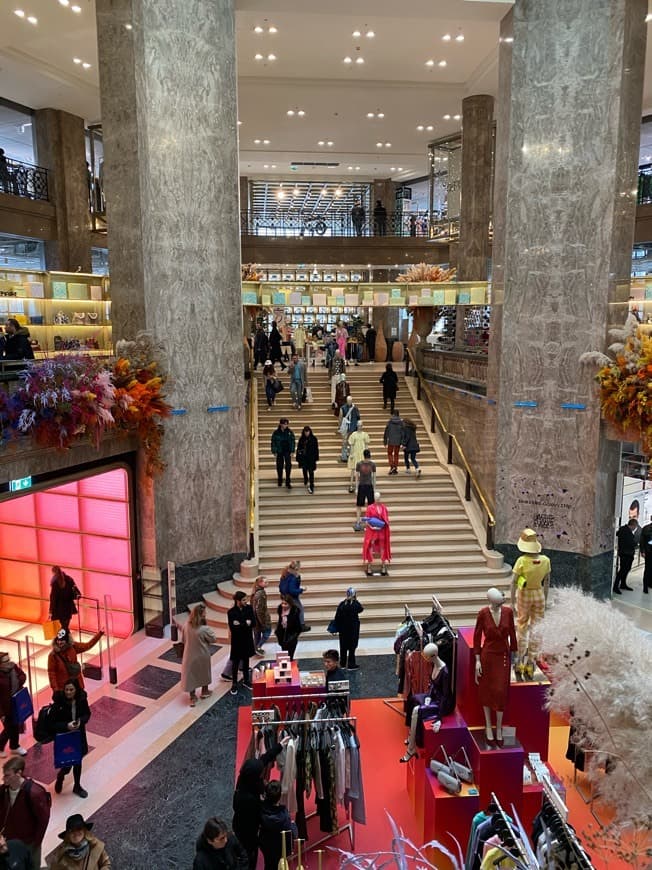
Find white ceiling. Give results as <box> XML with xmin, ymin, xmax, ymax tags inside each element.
<box><xmin>0</xmin><ymin>0</ymin><xmax>651</xmax><ymax>180</ymax></box>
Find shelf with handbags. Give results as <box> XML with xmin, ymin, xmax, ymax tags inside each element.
<box><xmin>0</xmin><ymin>268</ymin><xmax>111</xmax><ymax>355</ymax></box>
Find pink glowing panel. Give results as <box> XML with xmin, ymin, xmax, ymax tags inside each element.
<box><xmin>111</xmin><ymin>610</ymin><xmax>134</xmax><ymax>638</ymax></box>
<box><xmin>83</xmin><ymin>571</ymin><xmax>132</xmax><ymax>612</ymax></box>
<box><xmin>37</xmin><ymin>529</ymin><xmax>82</xmax><ymax>568</ymax></box>
<box><xmin>82</xmin><ymin>535</ymin><xmax>130</xmax><ymax>574</ymax></box>
<box><xmin>0</xmin><ymin>524</ymin><xmax>37</xmax><ymax>562</ymax></box>
<box><xmin>0</xmin><ymin>559</ymin><xmax>40</xmax><ymax>597</ymax></box>
<box><xmin>35</xmin><ymin>493</ymin><xmax>80</xmax><ymax>531</ymax></box>
<box><xmin>79</xmin><ymin>469</ymin><xmax>127</xmax><ymax>501</ymax></box>
<box><xmin>79</xmin><ymin>498</ymin><xmax>129</xmax><ymax>538</ymax></box>
<box><xmin>0</xmin><ymin>494</ymin><xmax>35</xmax><ymax>526</ymax></box>
<box><xmin>48</xmin><ymin>481</ymin><xmax>79</xmax><ymax>496</ymax></box>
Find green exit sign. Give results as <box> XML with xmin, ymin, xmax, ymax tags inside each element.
<box><xmin>10</xmin><ymin>476</ymin><xmax>32</xmax><ymax>493</ymax></box>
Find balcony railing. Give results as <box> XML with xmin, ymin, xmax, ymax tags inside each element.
<box><xmin>240</xmin><ymin>209</ymin><xmax>459</xmax><ymax>241</ymax></box>
<box><xmin>0</xmin><ymin>157</ymin><xmax>49</xmax><ymax>202</ymax></box>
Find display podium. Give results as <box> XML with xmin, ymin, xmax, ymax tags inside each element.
<box><xmin>468</xmin><ymin>727</ymin><xmax>524</xmax><ymax>816</ymax></box>
<box><xmin>455</xmin><ymin>627</ymin><xmax>551</xmax><ymax>759</ymax></box>
<box><xmin>422</xmin><ymin>770</ymin><xmax>479</xmax><ymax>870</ymax></box>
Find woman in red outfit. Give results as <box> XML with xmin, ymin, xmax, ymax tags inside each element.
<box><xmin>473</xmin><ymin>587</ymin><xmax>517</xmax><ymax>746</ymax></box>
<box><xmin>362</xmin><ymin>491</ymin><xmax>391</xmax><ymax>575</ymax></box>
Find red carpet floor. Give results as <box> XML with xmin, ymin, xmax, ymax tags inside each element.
<box><xmin>237</xmin><ymin>700</ymin><xmax>643</xmax><ymax>869</ymax></box>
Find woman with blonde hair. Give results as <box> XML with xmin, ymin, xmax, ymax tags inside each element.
<box><xmin>181</xmin><ymin>603</ymin><xmax>216</xmax><ymax>707</ymax></box>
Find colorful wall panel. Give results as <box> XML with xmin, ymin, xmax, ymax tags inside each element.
<box><xmin>0</xmin><ymin>468</ymin><xmax>134</xmax><ymax>637</ymax></box>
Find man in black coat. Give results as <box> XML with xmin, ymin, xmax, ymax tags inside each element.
<box><xmin>227</xmin><ymin>592</ymin><xmax>256</xmax><ymax>695</ymax></box>
<box><xmin>193</xmin><ymin>818</ymin><xmax>248</xmax><ymax>870</ymax></box>
<box><xmin>2</xmin><ymin>320</ymin><xmax>34</xmax><ymax>360</ymax></box>
<box><xmin>613</xmin><ymin>518</ymin><xmax>638</xmax><ymax>594</ymax></box>
<box><xmin>0</xmin><ymin>834</ymin><xmax>32</xmax><ymax>870</ymax></box>
<box><xmin>333</xmin><ymin>587</ymin><xmax>364</xmax><ymax>670</ymax></box>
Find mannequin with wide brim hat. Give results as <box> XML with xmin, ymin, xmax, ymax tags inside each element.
<box><xmin>510</xmin><ymin>528</ymin><xmax>551</xmax><ymax>680</ymax></box>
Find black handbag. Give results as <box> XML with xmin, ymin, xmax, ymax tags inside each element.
<box><xmin>273</xmin><ymin>378</ymin><xmax>283</xmax><ymax>392</ymax></box>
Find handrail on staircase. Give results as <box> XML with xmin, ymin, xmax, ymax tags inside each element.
<box><xmin>247</xmin><ymin>342</ymin><xmax>257</xmax><ymax>559</ymax></box>
<box><xmin>405</xmin><ymin>346</ymin><xmax>496</xmax><ymax>550</ymax></box>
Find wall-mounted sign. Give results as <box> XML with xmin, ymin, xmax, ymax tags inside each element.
<box><xmin>9</xmin><ymin>476</ymin><xmax>32</xmax><ymax>493</ymax></box>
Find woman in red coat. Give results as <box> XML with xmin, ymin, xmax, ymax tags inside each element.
<box><xmin>473</xmin><ymin>587</ymin><xmax>517</xmax><ymax>746</ymax></box>
<box><xmin>362</xmin><ymin>491</ymin><xmax>391</xmax><ymax>576</ymax></box>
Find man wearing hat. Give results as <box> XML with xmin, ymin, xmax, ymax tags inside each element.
<box><xmin>50</xmin><ymin>814</ymin><xmax>110</xmax><ymax>869</ymax></box>
<box><xmin>331</xmin><ymin>587</ymin><xmax>364</xmax><ymax>670</ymax></box>
<box><xmin>510</xmin><ymin>529</ymin><xmax>551</xmax><ymax>680</ymax></box>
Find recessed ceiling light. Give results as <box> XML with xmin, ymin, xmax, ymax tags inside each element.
<box><xmin>442</xmin><ymin>33</ymin><xmax>451</xmax><ymax>41</ymax></box>
<box><xmin>263</xmin><ymin>164</ymin><xmax>269</xmax><ymax>169</ymax></box>
<box><xmin>443</xmin><ymin>114</ymin><xmax>451</xmax><ymax>120</ymax></box>
<box><xmin>287</xmin><ymin>110</ymin><xmax>295</xmax><ymax>116</ymax></box>
<box><xmin>367</xmin><ymin>112</ymin><xmax>375</xmax><ymax>118</ymax></box>
<box><xmin>271</xmin><ymin>164</ymin><xmax>277</xmax><ymax>168</ymax></box>
<box><xmin>335</xmin><ymin>187</ymin><xmax>343</xmax><ymax>197</ymax></box>
<box><xmin>73</xmin><ymin>57</ymin><xmax>82</xmax><ymax>64</ymax></box>
<box><xmin>378</xmin><ymin>112</ymin><xmax>385</xmax><ymax>119</ymax></box>
<box><xmin>453</xmin><ymin>114</ymin><xmax>461</xmax><ymax>120</ymax></box>
<box><xmin>438</xmin><ymin>60</ymin><xmax>447</xmax><ymax>67</ymax></box>
<box><xmin>263</xmin><ymin>139</ymin><xmax>270</xmax><ymax>144</ymax></box>
<box><xmin>268</xmin><ymin>25</ymin><xmax>277</xmax><ymax>33</ymax></box>
<box><xmin>455</xmin><ymin>34</ymin><xmax>464</xmax><ymax>42</ymax></box>
<box><xmin>254</xmin><ymin>25</ymin><xmax>263</xmax><ymax>33</ymax></box>
<box><xmin>390</xmin><ymin>167</ymin><xmax>396</xmax><ymax>171</ymax></box>
<box><xmin>398</xmin><ymin>167</ymin><xmax>403</xmax><ymax>171</ymax></box>
<box><xmin>366</xmin><ymin>30</ymin><xmax>375</xmax><ymax>38</ymax></box>
<box><xmin>327</xmin><ymin>141</ymin><xmax>334</xmax><ymax>146</ymax></box>
<box><xmin>254</xmin><ymin>54</ymin><xmax>263</xmax><ymax>60</ymax></box>
<box><xmin>26</xmin><ymin>15</ymin><xmax>37</xmax><ymax>23</ymax></box>
<box><xmin>267</xmin><ymin>54</ymin><xmax>276</xmax><ymax>61</ymax></box>
<box><xmin>254</xmin><ymin>139</ymin><xmax>261</xmax><ymax>144</ymax></box>
<box><xmin>647</xmin><ymin>12</ymin><xmax>652</xmax><ymax>22</ymax></box>
<box><xmin>426</xmin><ymin>125</ymin><xmax>434</xmax><ymax>131</ymax></box>
<box><xmin>124</xmin><ymin>22</ymin><xmax>132</xmax><ymax>29</ymax></box>
<box><xmin>352</xmin><ymin>30</ymin><xmax>361</xmax><ymax>37</ymax></box>
<box><xmin>14</xmin><ymin>9</ymin><xmax>25</xmax><ymax>16</ymax></box>
<box><xmin>237</xmin><ymin>120</ymin><xmax>242</xmax><ymax>126</ymax></box>
<box><xmin>318</xmin><ymin>140</ymin><xmax>325</xmax><ymax>146</ymax></box>
<box><xmin>376</xmin><ymin>142</ymin><xmax>383</xmax><ymax>148</ymax></box>
<box><xmin>322</xmin><ymin>186</ymin><xmax>328</xmax><ymax>194</ymax></box>
<box><xmin>425</xmin><ymin>60</ymin><xmax>435</xmax><ymax>67</ymax></box>
<box><xmin>71</xmin><ymin>5</ymin><xmax>81</xmax><ymax>12</ymax></box>
<box><xmin>293</xmin><ymin>187</ymin><xmax>300</xmax><ymax>195</ymax></box>
<box><xmin>503</xmin><ymin>36</ymin><xmax>514</xmax><ymax>43</ymax></box>
<box><xmin>277</xmin><ymin>190</ymin><xmax>286</xmax><ymax>199</ymax></box>
<box><xmin>355</xmin><ymin>166</ymin><xmax>360</xmax><ymax>170</ymax></box>
<box><xmin>58</xmin><ymin>0</ymin><xmax>69</xmax><ymax>4</ymax></box>
<box><xmin>297</xmin><ymin>110</ymin><xmax>305</xmax><ymax>117</ymax></box>
<box><xmin>343</xmin><ymin>56</ymin><xmax>352</xmax><ymax>64</ymax></box>
<box><xmin>82</xmin><ymin>62</ymin><xmax>91</xmax><ymax>68</ymax></box>
<box><xmin>385</xmin><ymin>142</ymin><xmax>391</xmax><ymax>147</ymax></box>
<box><xmin>355</xmin><ymin>56</ymin><xmax>364</xmax><ymax>64</ymax></box>
<box><xmin>417</xmin><ymin>125</ymin><xmax>424</xmax><ymax>131</ymax></box>
<box><xmin>348</xmin><ymin>166</ymin><xmax>353</xmax><ymax>170</ymax></box>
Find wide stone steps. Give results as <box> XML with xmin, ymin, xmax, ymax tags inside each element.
<box><xmin>202</xmin><ymin>364</ymin><xmax>509</xmax><ymax>643</ymax></box>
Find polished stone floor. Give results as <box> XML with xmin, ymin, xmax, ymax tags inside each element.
<box><xmin>88</xmin><ymin>653</ymin><xmax>397</xmax><ymax>869</ymax></box>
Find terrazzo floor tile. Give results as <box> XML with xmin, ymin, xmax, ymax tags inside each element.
<box><xmin>117</xmin><ymin>665</ymin><xmax>180</xmax><ymax>700</ymax></box>
<box><xmin>87</xmin><ymin>696</ymin><xmax>146</xmax><ymax>738</ymax></box>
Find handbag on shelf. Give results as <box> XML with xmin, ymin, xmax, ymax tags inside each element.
<box><xmin>429</xmin><ymin>746</ymin><xmax>473</xmax><ymax>794</ymax></box>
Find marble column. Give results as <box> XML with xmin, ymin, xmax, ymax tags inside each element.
<box><xmin>492</xmin><ymin>0</ymin><xmax>646</xmax><ymax>594</ymax></box>
<box><xmin>96</xmin><ymin>0</ymin><xmax>247</xmax><ymax>599</ymax></box>
<box><xmin>34</xmin><ymin>109</ymin><xmax>91</xmax><ymax>272</ymax></box>
<box><xmin>458</xmin><ymin>95</ymin><xmax>494</xmax><ymax>281</ymax></box>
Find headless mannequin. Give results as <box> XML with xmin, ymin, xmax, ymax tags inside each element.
<box><xmin>475</xmin><ymin>587</ymin><xmax>512</xmax><ymax>744</ymax></box>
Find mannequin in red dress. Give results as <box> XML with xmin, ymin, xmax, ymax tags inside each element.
<box><xmin>473</xmin><ymin>587</ymin><xmax>517</xmax><ymax>746</ymax></box>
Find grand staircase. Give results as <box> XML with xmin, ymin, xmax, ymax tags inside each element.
<box><xmin>202</xmin><ymin>360</ymin><xmax>511</xmax><ymax>642</ymax></box>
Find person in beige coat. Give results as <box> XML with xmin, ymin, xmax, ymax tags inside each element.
<box><xmin>181</xmin><ymin>604</ymin><xmax>216</xmax><ymax>707</ymax></box>
<box><xmin>49</xmin><ymin>813</ymin><xmax>110</xmax><ymax>869</ymax></box>
<box><xmin>347</xmin><ymin>421</ymin><xmax>370</xmax><ymax>492</ymax></box>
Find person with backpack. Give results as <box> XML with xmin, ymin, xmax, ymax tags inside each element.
<box><xmin>278</xmin><ymin>560</ymin><xmax>309</xmax><ymax>631</ymax></box>
<box><xmin>47</xmin><ymin>627</ymin><xmax>104</xmax><ymax>694</ymax></box>
<box><xmin>0</xmin><ymin>756</ymin><xmax>51</xmax><ymax>870</ymax></box>
<box><xmin>51</xmin><ymin>680</ymin><xmax>91</xmax><ymax>798</ymax></box>
<box><xmin>0</xmin><ymin>653</ymin><xmax>27</xmax><ymax>758</ymax></box>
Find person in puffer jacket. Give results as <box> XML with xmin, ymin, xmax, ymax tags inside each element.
<box><xmin>258</xmin><ymin>781</ymin><xmax>297</xmax><ymax>870</ymax></box>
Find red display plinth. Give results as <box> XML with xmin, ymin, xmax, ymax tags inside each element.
<box><xmin>456</xmin><ymin>627</ymin><xmax>551</xmax><ymax>759</ymax></box>
<box><xmin>422</xmin><ymin>769</ymin><xmax>480</xmax><ymax>870</ymax></box>
<box><xmin>406</xmin><ymin>753</ymin><xmax>427</xmax><ymax>833</ymax></box>
<box><xmin>423</xmin><ymin>708</ymin><xmax>470</xmax><ymax>760</ymax></box>
<box><xmin>468</xmin><ymin>727</ymin><xmax>524</xmax><ymax>817</ymax></box>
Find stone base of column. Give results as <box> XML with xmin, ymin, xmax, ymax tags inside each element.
<box><xmin>497</xmin><ymin>544</ymin><xmax>613</xmax><ymax>599</ymax></box>
<box><xmin>166</xmin><ymin>552</ymin><xmax>247</xmax><ymax>614</ymax></box>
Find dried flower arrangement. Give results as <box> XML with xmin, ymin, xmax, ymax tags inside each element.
<box><xmin>396</xmin><ymin>263</ymin><xmax>457</xmax><ymax>283</ymax></box>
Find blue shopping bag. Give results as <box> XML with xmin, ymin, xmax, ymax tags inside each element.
<box><xmin>54</xmin><ymin>731</ymin><xmax>82</xmax><ymax>768</ymax></box>
<box><xmin>11</xmin><ymin>688</ymin><xmax>33</xmax><ymax>724</ymax></box>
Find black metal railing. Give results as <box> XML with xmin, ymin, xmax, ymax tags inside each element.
<box><xmin>240</xmin><ymin>209</ymin><xmax>459</xmax><ymax>240</ymax></box>
<box><xmin>0</xmin><ymin>157</ymin><xmax>49</xmax><ymax>202</ymax></box>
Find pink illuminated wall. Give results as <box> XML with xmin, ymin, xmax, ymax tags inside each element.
<box><xmin>0</xmin><ymin>468</ymin><xmax>134</xmax><ymax>637</ymax></box>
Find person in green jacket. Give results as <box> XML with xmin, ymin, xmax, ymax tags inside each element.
<box><xmin>271</xmin><ymin>418</ymin><xmax>295</xmax><ymax>489</ymax></box>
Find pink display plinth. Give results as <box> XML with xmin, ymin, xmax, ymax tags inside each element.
<box><xmin>468</xmin><ymin>727</ymin><xmax>524</xmax><ymax>816</ymax></box>
<box><xmin>456</xmin><ymin>626</ymin><xmax>551</xmax><ymax>759</ymax></box>
<box><xmin>423</xmin><ymin>708</ymin><xmax>470</xmax><ymax>760</ymax></box>
<box><xmin>422</xmin><ymin>770</ymin><xmax>480</xmax><ymax>870</ymax></box>
<box><xmin>406</xmin><ymin>753</ymin><xmax>427</xmax><ymax>832</ymax></box>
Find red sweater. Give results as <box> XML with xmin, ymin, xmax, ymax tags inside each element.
<box><xmin>0</xmin><ymin>778</ymin><xmax>50</xmax><ymax>846</ymax></box>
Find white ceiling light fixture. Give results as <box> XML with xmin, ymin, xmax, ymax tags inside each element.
<box><xmin>502</xmin><ymin>36</ymin><xmax>514</xmax><ymax>43</ymax></box>
<box><xmin>263</xmin><ymin>138</ymin><xmax>270</xmax><ymax>144</ymax></box>
<box><xmin>268</xmin><ymin>25</ymin><xmax>277</xmax><ymax>33</ymax></box>
<box><xmin>71</xmin><ymin>5</ymin><xmax>81</xmax><ymax>12</ymax></box>
<box><xmin>455</xmin><ymin>33</ymin><xmax>464</xmax><ymax>42</ymax></box>
<box><xmin>442</xmin><ymin>33</ymin><xmax>451</xmax><ymax>41</ymax></box>
<box><xmin>416</xmin><ymin>125</ymin><xmax>424</xmax><ymax>131</ymax></box>
<box><xmin>14</xmin><ymin>9</ymin><xmax>25</xmax><ymax>16</ymax></box>
<box><xmin>267</xmin><ymin>54</ymin><xmax>276</xmax><ymax>61</ymax></box>
<box><xmin>352</xmin><ymin>30</ymin><xmax>361</xmax><ymax>37</ymax></box>
<box><xmin>438</xmin><ymin>60</ymin><xmax>447</xmax><ymax>67</ymax></box>
<box><xmin>355</xmin><ymin>166</ymin><xmax>360</xmax><ymax>170</ymax></box>
<box><xmin>427</xmin><ymin>125</ymin><xmax>434</xmax><ymax>131</ymax></box>
<box><xmin>443</xmin><ymin>114</ymin><xmax>451</xmax><ymax>120</ymax></box>
<box><xmin>82</xmin><ymin>61</ymin><xmax>91</xmax><ymax>68</ymax></box>
<box><xmin>327</xmin><ymin>141</ymin><xmax>334</xmax><ymax>146</ymax></box>
<box><xmin>73</xmin><ymin>57</ymin><xmax>82</xmax><ymax>64</ymax></box>
<box><xmin>425</xmin><ymin>59</ymin><xmax>435</xmax><ymax>67</ymax></box>
<box><xmin>355</xmin><ymin>56</ymin><xmax>364</xmax><ymax>64</ymax></box>
<box><xmin>293</xmin><ymin>186</ymin><xmax>300</xmax><ymax>195</ymax></box>
<box><xmin>58</xmin><ymin>0</ymin><xmax>69</xmax><ymax>5</ymax></box>
<box><xmin>647</xmin><ymin>12</ymin><xmax>652</xmax><ymax>21</ymax></box>
<box><xmin>376</xmin><ymin>142</ymin><xmax>383</xmax><ymax>148</ymax></box>
<box><xmin>286</xmin><ymin>110</ymin><xmax>294</xmax><ymax>116</ymax></box>
<box><xmin>348</xmin><ymin>166</ymin><xmax>353</xmax><ymax>170</ymax></box>
<box><xmin>124</xmin><ymin>22</ymin><xmax>132</xmax><ymax>29</ymax></box>
<box><xmin>254</xmin><ymin>53</ymin><xmax>263</xmax><ymax>60</ymax></box>
<box><xmin>366</xmin><ymin>110</ymin><xmax>385</xmax><ymax>119</ymax></box>
<box><xmin>318</xmin><ymin>140</ymin><xmax>325</xmax><ymax>146</ymax></box>
<box><xmin>254</xmin><ymin>138</ymin><xmax>261</xmax><ymax>144</ymax></box>
<box><xmin>385</xmin><ymin>142</ymin><xmax>391</xmax><ymax>147</ymax></box>
<box><xmin>366</xmin><ymin>30</ymin><xmax>375</xmax><ymax>38</ymax></box>
<box><xmin>27</xmin><ymin>15</ymin><xmax>37</xmax><ymax>23</ymax></box>
<box><xmin>263</xmin><ymin>164</ymin><xmax>269</xmax><ymax>168</ymax></box>
<box><xmin>254</xmin><ymin>25</ymin><xmax>264</xmax><ymax>33</ymax></box>
<box><xmin>390</xmin><ymin>167</ymin><xmax>396</xmax><ymax>171</ymax></box>
<box><xmin>453</xmin><ymin>114</ymin><xmax>461</xmax><ymax>120</ymax></box>
<box><xmin>398</xmin><ymin>167</ymin><xmax>403</xmax><ymax>171</ymax></box>
<box><xmin>343</xmin><ymin>56</ymin><xmax>352</xmax><ymax>64</ymax></box>
<box><xmin>237</xmin><ymin>120</ymin><xmax>242</xmax><ymax>126</ymax></box>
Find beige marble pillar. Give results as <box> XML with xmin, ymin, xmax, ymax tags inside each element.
<box><xmin>96</xmin><ymin>0</ymin><xmax>246</xmax><ymax>605</ymax></box>
<box><xmin>34</xmin><ymin>109</ymin><xmax>91</xmax><ymax>272</ymax></box>
<box><xmin>458</xmin><ymin>95</ymin><xmax>494</xmax><ymax>281</ymax></box>
<box><xmin>492</xmin><ymin>0</ymin><xmax>646</xmax><ymax>594</ymax></box>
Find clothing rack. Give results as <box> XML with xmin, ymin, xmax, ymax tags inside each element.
<box><xmin>489</xmin><ymin>792</ymin><xmax>537</xmax><ymax>870</ymax></box>
<box><xmin>383</xmin><ymin>604</ymin><xmax>424</xmax><ymax>716</ymax></box>
<box><xmin>251</xmin><ymin>712</ymin><xmax>357</xmax><ymax>853</ymax></box>
<box><xmin>540</xmin><ymin>784</ymin><xmax>593</xmax><ymax>869</ymax></box>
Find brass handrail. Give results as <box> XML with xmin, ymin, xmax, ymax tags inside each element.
<box><xmin>406</xmin><ymin>346</ymin><xmax>496</xmax><ymax>549</ymax></box>
<box><xmin>247</xmin><ymin>342</ymin><xmax>257</xmax><ymax>558</ymax></box>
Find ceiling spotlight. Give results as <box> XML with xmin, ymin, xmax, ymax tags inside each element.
<box><xmin>71</xmin><ymin>5</ymin><xmax>81</xmax><ymax>12</ymax></box>
<box><xmin>318</xmin><ymin>140</ymin><xmax>325</xmax><ymax>146</ymax></box>
<box><xmin>376</xmin><ymin>142</ymin><xmax>383</xmax><ymax>148</ymax></box>
<box><xmin>348</xmin><ymin>166</ymin><xmax>353</xmax><ymax>170</ymax></box>
<box><xmin>378</xmin><ymin>112</ymin><xmax>385</xmax><ymax>118</ymax></box>
<box><xmin>277</xmin><ymin>190</ymin><xmax>286</xmax><ymax>199</ymax></box>
<box><xmin>417</xmin><ymin>125</ymin><xmax>424</xmax><ymax>131</ymax></box>
<box><xmin>27</xmin><ymin>15</ymin><xmax>37</xmax><ymax>23</ymax></box>
<box><xmin>398</xmin><ymin>167</ymin><xmax>403</xmax><ymax>171</ymax></box>
<box><xmin>287</xmin><ymin>110</ymin><xmax>295</xmax><ymax>116</ymax></box>
<box><xmin>124</xmin><ymin>22</ymin><xmax>132</xmax><ymax>29</ymax></box>
<box><xmin>268</xmin><ymin>25</ymin><xmax>277</xmax><ymax>33</ymax></box>
<box><xmin>442</xmin><ymin>33</ymin><xmax>451</xmax><ymax>41</ymax></box>
<box><xmin>425</xmin><ymin>60</ymin><xmax>435</xmax><ymax>67</ymax></box>
<box><xmin>366</xmin><ymin>30</ymin><xmax>375</xmax><ymax>37</ymax></box>
<box><xmin>355</xmin><ymin>56</ymin><xmax>364</xmax><ymax>64</ymax></box>
<box><xmin>14</xmin><ymin>9</ymin><xmax>25</xmax><ymax>16</ymax></box>
<box><xmin>367</xmin><ymin>112</ymin><xmax>375</xmax><ymax>118</ymax></box>
<box><xmin>647</xmin><ymin>12</ymin><xmax>652</xmax><ymax>22</ymax></box>
<box><xmin>385</xmin><ymin>142</ymin><xmax>391</xmax><ymax>147</ymax></box>
<box><xmin>335</xmin><ymin>187</ymin><xmax>343</xmax><ymax>197</ymax></box>
<box><xmin>263</xmin><ymin>164</ymin><xmax>269</xmax><ymax>169</ymax></box>
<box><xmin>267</xmin><ymin>54</ymin><xmax>276</xmax><ymax>61</ymax></box>
<box><xmin>297</xmin><ymin>110</ymin><xmax>305</xmax><ymax>117</ymax></box>
<box><xmin>390</xmin><ymin>167</ymin><xmax>396</xmax><ymax>172</ymax></box>
<box><xmin>503</xmin><ymin>36</ymin><xmax>514</xmax><ymax>43</ymax></box>
<box><xmin>237</xmin><ymin>120</ymin><xmax>242</xmax><ymax>126</ymax></box>
<box><xmin>263</xmin><ymin>138</ymin><xmax>270</xmax><ymax>144</ymax></box>
<box><xmin>82</xmin><ymin>61</ymin><xmax>91</xmax><ymax>68</ymax></box>
<box><xmin>321</xmin><ymin>186</ymin><xmax>328</xmax><ymax>194</ymax></box>
<box><xmin>255</xmin><ymin>53</ymin><xmax>263</xmax><ymax>60</ymax></box>
<box><xmin>355</xmin><ymin>166</ymin><xmax>360</xmax><ymax>170</ymax></box>
<box><xmin>455</xmin><ymin>33</ymin><xmax>464</xmax><ymax>42</ymax></box>
<box><xmin>254</xmin><ymin>139</ymin><xmax>261</xmax><ymax>144</ymax></box>
<box><xmin>443</xmin><ymin>114</ymin><xmax>451</xmax><ymax>120</ymax></box>
<box><xmin>73</xmin><ymin>57</ymin><xmax>81</xmax><ymax>64</ymax></box>
<box><xmin>352</xmin><ymin>30</ymin><xmax>361</xmax><ymax>37</ymax></box>
<box><xmin>453</xmin><ymin>114</ymin><xmax>461</xmax><ymax>120</ymax></box>
<box><xmin>438</xmin><ymin>60</ymin><xmax>447</xmax><ymax>67</ymax></box>
<box><xmin>327</xmin><ymin>141</ymin><xmax>334</xmax><ymax>146</ymax></box>
<box><xmin>343</xmin><ymin>56</ymin><xmax>352</xmax><ymax>64</ymax></box>
<box><xmin>254</xmin><ymin>25</ymin><xmax>263</xmax><ymax>33</ymax></box>
<box><xmin>426</xmin><ymin>125</ymin><xmax>434</xmax><ymax>131</ymax></box>
<box><xmin>58</xmin><ymin>0</ymin><xmax>69</xmax><ymax>4</ymax></box>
